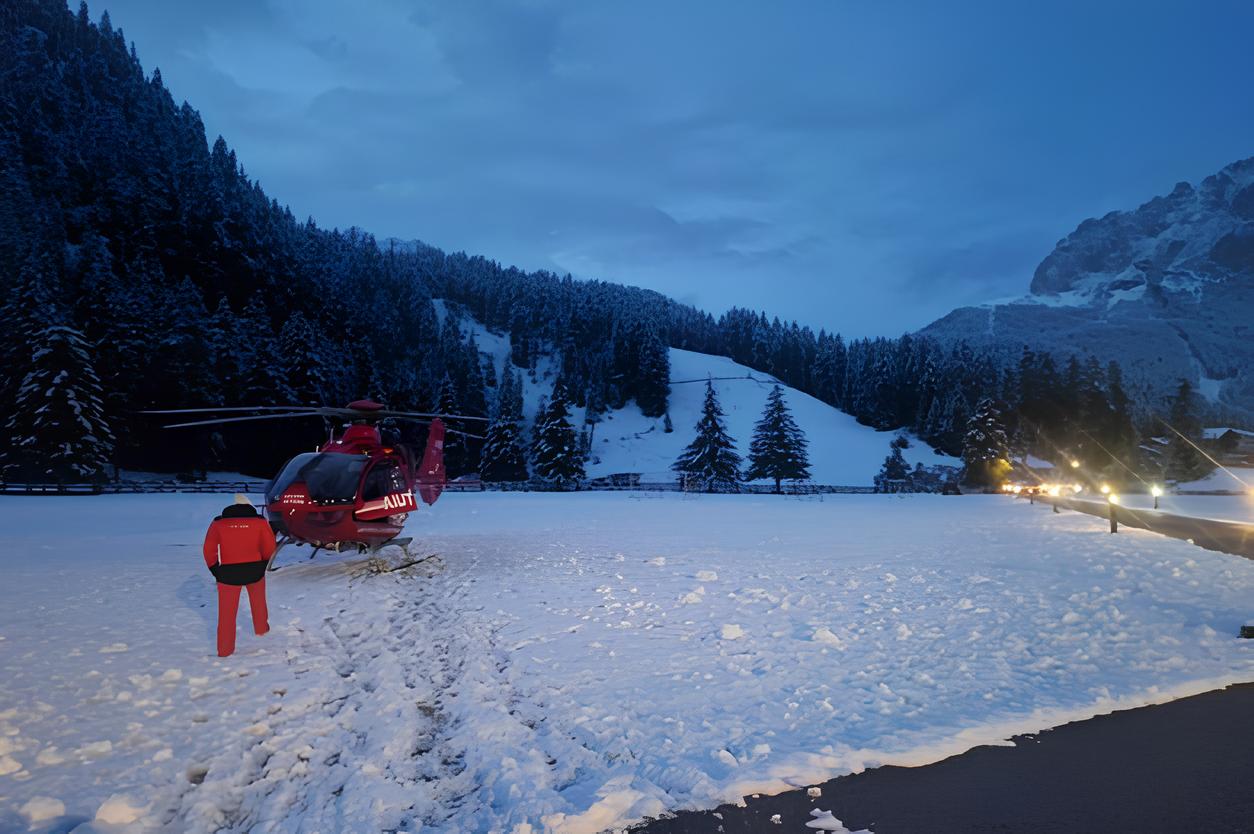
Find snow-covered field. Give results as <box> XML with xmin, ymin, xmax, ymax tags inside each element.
<box><xmin>3</xmin><ymin>493</ymin><xmax>1254</xmax><ymax>833</ymax></box>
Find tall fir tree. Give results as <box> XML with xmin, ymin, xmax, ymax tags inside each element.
<box><xmin>744</xmin><ymin>384</ymin><xmax>811</xmax><ymax>493</ymax></box>
<box><xmin>3</xmin><ymin>324</ymin><xmax>114</xmax><ymax>482</ymax></box>
<box><xmin>278</xmin><ymin>310</ymin><xmax>327</xmax><ymax>406</ymax></box>
<box><xmin>672</xmin><ymin>380</ymin><xmax>743</xmax><ymax>492</ymax></box>
<box><xmin>1164</xmin><ymin>379</ymin><xmax>1209</xmax><ymax>482</ymax></box>
<box><xmin>481</xmin><ymin>369</ymin><xmax>529</xmax><ymax>482</ymax></box>
<box><xmin>961</xmin><ymin>397</ymin><xmax>1011</xmax><ymax>487</ymax></box>
<box><xmin>634</xmin><ymin>328</ymin><xmax>671</xmax><ymax>418</ymax></box>
<box><xmin>874</xmin><ymin>435</ymin><xmax>910</xmax><ymax>493</ymax></box>
<box><xmin>531</xmin><ymin>382</ymin><xmax>584</xmax><ymax>487</ymax></box>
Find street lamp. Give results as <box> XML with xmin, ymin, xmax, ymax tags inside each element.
<box><xmin>1150</xmin><ymin>484</ymin><xmax>1163</xmax><ymax>510</ymax></box>
<box><xmin>1107</xmin><ymin>492</ymin><xmax>1120</xmax><ymax>533</ymax></box>
<box><xmin>1099</xmin><ymin>483</ymin><xmax>1111</xmax><ymax>495</ymax></box>
<box><xmin>1070</xmin><ymin>460</ymin><xmax>1081</xmax><ymax>469</ymax></box>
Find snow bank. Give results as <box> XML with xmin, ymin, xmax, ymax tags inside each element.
<box><xmin>1175</xmin><ymin>466</ymin><xmax>1254</xmax><ymax>494</ymax></box>
<box><xmin>2</xmin><ymin>493</ymin><xmax>1253</xmax><ymax>832</ymax></box>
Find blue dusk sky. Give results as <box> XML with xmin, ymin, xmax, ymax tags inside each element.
<box><xmin>99</xmin><ymin>0</ymin><xmax>1254</xmax><ymax>336</ymax></box>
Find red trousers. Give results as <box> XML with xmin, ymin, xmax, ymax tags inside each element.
<box><xmin>216</xmin><ymin>579</ymin><xmax>269</xmax><ymax>657</ymax></box>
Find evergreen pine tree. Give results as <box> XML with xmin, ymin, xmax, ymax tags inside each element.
<box><xmin>481</xmin><ymin>370</ymin><xmax>528</xmax><ymax>482</ymax></box>
<box><xmin>874</xmin><ymin>434</ymin><xmax>910</xmax><ymax>493</ymax></box>
<box><xmin>961</xmin><ymin>397</ymin><xmax>1011</xmax><ymax>487</ymax></box>
<box><xmin>1164</xmin><ymin>380</ymin><xmax>1209</xmax><ymax>482</ymax></box>
<box><xmin>634</xmin><ymin>328</ymin><xmax>671</xmax><ymax>417</ymax></box>
<box><xmin>744</xmin><ymin>384</ymin><xmax>811</xmax><ymax>493</ymax></box>
<box><xmin>672</xmin><ymin>380</ymin><xmax>742</xmax><ymax>492</ymax></box>
<box><xmin>480</xmin><ymin>416</ymin><xmax>529</xmax><ymax>482</ymax></box>
<box><xmin>3</xmin><ymin>324</ymin><xmax>114</xmax><ymax>482</ymax></box>
<box><xmin>278</xmin><ymin>310</ymin><xmax>327</xmax><ymax>405</ymax></box>
<box><xmin>531</xmin><ymin>382</ymin><xmax>584</xmax><ymax>487</ymax></box>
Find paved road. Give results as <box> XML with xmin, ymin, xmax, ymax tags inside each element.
<box><xmin>631</xmin><ymin>683</ymin><xmax>1254</xmax><ymax>834</ymax></box>
<box><xmin>1034</xmin><ymin>495</ymin><xmax>1254</xmax><ymax>561</ymax></box>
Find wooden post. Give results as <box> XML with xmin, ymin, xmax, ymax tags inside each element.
<box><xmin>1109</xmin><ymin>502</ymin><xmax>1118</xmax><ymax>534</ymax></box>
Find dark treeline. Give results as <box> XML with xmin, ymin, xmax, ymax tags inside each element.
<box><xmin>0</xmin><ymin>1</ymin><xmax>1180</xmax><ymax>486</ymax></box>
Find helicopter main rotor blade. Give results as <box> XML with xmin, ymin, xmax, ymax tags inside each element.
<box><xmin>140</xmin><ymin>406</ymin><xmax>325</xmax><ymax>414</ymax></box>
<box><xmin>141</xmin><ymin>406</ymin><xmax>489</xmax><ymax>423</ymax></box>
<box><xmin>161</xmin><ymin>412</ymin><xmax>331</xmax><ymax>429</ymax></box>
<box><xmin>382</xmin><ymin>416</ymin><xmax>485</xmax><ymax>440</ymax></box>
<box><xmin>371</xmin><ymin>410</ymin><xmax>490</xmax><ymax>423</ymax></box>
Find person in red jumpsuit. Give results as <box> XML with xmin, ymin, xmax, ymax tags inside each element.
<box><xmin>202</xmin><ymin>494</ymin><xmax>277</xmax><ymax>657</ymax></box>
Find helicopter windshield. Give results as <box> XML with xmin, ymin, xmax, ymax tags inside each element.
<box><xmin>268</xmin><ymin>452</ymin><xmax>369</xmax><ymax>504</ymax></box>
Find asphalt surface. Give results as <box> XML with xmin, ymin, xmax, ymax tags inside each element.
<box><xmin>631</xmin><ymin>683</ymin><xmax>1254</xmax><ymax>834</ymax></box>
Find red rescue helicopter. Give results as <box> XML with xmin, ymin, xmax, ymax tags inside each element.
<box><xmin>142</xmin><ymin>400</ymin><xmax>487</xmax><ymax>568</ymax></box>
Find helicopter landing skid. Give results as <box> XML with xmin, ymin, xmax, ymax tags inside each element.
<box><xmin>374</xmin><ymin>537</ymin><xmax>413</xmax><ymax>555</ymax></box>
<box><xmin>266</xmin><ymin>536</ymin><xmax>293</xmax><ymax>572</ymax></box>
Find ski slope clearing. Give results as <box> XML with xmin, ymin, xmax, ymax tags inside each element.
<box><xmin>2</xmin><ymin>494</ymin><xmax>1253</xmax><ymax>832</ymax></box>
<box><xmin>449</xmin><ymin>302</ymin><xmax>951</xmax><ymax>484</ymax></box>
<box><xmin>582</xmin><ymin>349</ymin><xmax>950</xmax><ymax>484</ymax></box>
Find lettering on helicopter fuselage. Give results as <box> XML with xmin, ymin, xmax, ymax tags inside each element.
<box><xmin>382</xmin><ymin>492</ymin><xmax>415</xmax><ymax>511</ymax></box>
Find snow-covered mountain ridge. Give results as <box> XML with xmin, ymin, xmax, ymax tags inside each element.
<box><xmin>439</xmin><ymin>302</ymin><xmax>952</xmax><ymax>484</ymax></box>
<box><xmin>921</xmin><ymin>156</ymin><xmax>1254</xmax><ymax>416</ymax></box>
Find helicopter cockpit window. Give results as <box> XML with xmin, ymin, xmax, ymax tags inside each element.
<box><xmin>268</xmin><ymin>453</ymin><xmax>368</xmax><ymax>504</ymax></box>
<box><xmin>362</xmin><ymin>460</ymin><xmax>406</xmax><ymax>502</ymax></box>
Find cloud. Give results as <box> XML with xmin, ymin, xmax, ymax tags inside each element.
<box><xmin>96</xmin><ymin>0</ymin><xmax>1254</xmax><ymax>337</ymax></box>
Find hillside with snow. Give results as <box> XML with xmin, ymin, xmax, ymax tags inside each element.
<box><xmin>441</xmin><ymin>302</ymin><xmax>953</xmax><ymax>485</ymax></box>
<box><xmin>921</xmin><ymin>156</ymin><xmax>1254</xmax><ymax>416</ymax></box>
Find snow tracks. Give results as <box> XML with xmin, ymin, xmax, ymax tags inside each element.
<box><xmin>153</xmin><ymin>551</ymin><xmax>592</xmax><ymax>833</ymax></box>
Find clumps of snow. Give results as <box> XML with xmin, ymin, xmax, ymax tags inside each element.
<box><xmin>540</xmin><ymin>775</ymin><xmax>669</xmax><ymax>834</ymax></box>
<box><xmin>0</xmin><ymin>754</ymin><xmax>22</xmax><ymax>775</ymax></box>
<box><xmin>647</xmin><ymin>557</ymin><xmax>667</xmax><ymax>566</ymax></box>
<box><xmin>680</xmin><ymin>588</ymin><xmax>705</xmax><ymax>605</ymax></box>
<box><xmin>720</xmin><ymin>624</ymin><xmax>746</xmax><ymax>640</ymax></box>
<box><xmin>696</xmin><ymin>569</ymin><xmax>719</xmax><ymax>582</ymax></box>
<box><xmin>806</xmin><ymin>808</ymin><xmax>871</xmax><ymax>832</ymax></box>
<box><xmin>98</xmin><ymin>642</ymin><xmax>129</xmax><ymax>653</ymax></box>
<box><xmin>19</xmin><ymin>796</ymin><xmax>65</xmax><ymax>823</ymax></box>
<box><xmin>35</xmin><ymin>747</ymin><xmax>66</xmax><ymax>766</ymax></box>
<box><xmin>77</xmin><ymin>740</ymin><xmax>113</xmax><ymax>758</ymax></box>
<box><xmin>812</xmin><ymin>627</ymin><xmax>846</xmax><ymax>649</ymax></box>
<box><xmin>807</xmin><ymin>786</ymin><xmax>822</xmax><ymax>798</ymax></box>
<box><xmin>95</xmin><ymin>794</ymin><xmax>144</xmax><ymax>824</ymax></box>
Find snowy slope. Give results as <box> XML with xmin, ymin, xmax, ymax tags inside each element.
<box><xmin>447</xmin><ymin>303</ymin><xmax>952</xmax><ymax>484</ymax></box>
<box><xmin>584</xmin><ymin>349</ymin><xmax>951</xmax><ymax>483</ymax></box>
<box><xmin>4</xmin><ymin>494</ymin><xmax>1254</xmax><ymax>833</ymax></box>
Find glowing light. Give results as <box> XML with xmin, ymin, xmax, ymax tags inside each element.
<box><xmin>1099</xmin><ymin>484</ymin><xmax>1111</xmax><ymax>495</ymax></box>
<box><xmin>1150</xmin><ymin>485</ymin><xmax>1163</xmax><ymax>497</ymax></box>
<box><xmin>1072</xmin><ymin>484</ymin><xmax>1083</xmax><ymax>493</ymax></box>
<box><xmin>1108</xmin><ymin>494</ymin><xmax>1121</xmax><ymax>505</ymax></box>
<box><xmin>1048</xmin><ymin>486</ymin><xmax>1061</xmax><ymax>497</ymax></box>
<box><xmin>1070</xmin><ymin>460</ymin><xmax>1081</xmax><ymax>468</ymax></box>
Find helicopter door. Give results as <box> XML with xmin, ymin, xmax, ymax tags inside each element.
<box><xmin>355</xmin><ymin>459</ymin><xmax>416</xmax><ymax>521</ymax></box>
